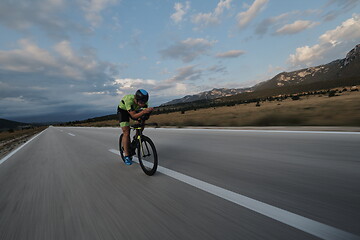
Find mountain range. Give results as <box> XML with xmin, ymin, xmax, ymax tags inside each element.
<box><xmin>161</xmin><ymin>87</ymin><xmax>252</xmax><ymax>106</ymax></box>
<box><xmin>0</xmin><ymin>118</ymin><xmax>31</xmax><ymax>131</ymax></box>
<box><xmin>162</xmin><ymin>44</ymin><xmax>360</xmax><ymax>106</ymax></box>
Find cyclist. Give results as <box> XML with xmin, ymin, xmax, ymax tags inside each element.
<box><xmin>117</xmin><ymin>89</ymin><xmax>154</xmax><ymax>165</ymax></box>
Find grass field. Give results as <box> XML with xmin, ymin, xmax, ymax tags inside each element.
<box><xmin>71</xmin><ymin>86</ymin><xmax>360</xmax><ymax>128</ymax></box>
<box><xmin>150</xmin><ymin>89</ymin><xmax>360</xmax><ymax>127</ymax></box>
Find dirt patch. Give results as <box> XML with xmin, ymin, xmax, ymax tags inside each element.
<box><xmin>0</xmin><ymin>127</ymin><xmax>47</xmax><ymax>160</ymax></box>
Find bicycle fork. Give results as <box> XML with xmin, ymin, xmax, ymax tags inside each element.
<box><xmin>138</xmin><ymin>136</ymin><xmax>151</xmax><ymax>158</ymax></box>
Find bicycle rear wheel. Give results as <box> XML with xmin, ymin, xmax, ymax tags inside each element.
<box><xmin>137</xmin><ymin>135</ymin><xmax>158</xmax><ymax>176</ymax></box>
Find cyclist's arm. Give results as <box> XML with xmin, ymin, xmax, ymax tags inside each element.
<box><xmin>128</xmin><ymin>108</ymin><xmax>153</xmax><ymax>120</ymax></box>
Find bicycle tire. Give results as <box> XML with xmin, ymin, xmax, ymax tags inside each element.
<box><xmin>137</xmin><ymin>135</ymin><xmax>158</xmax><ymax>176</ymax></box>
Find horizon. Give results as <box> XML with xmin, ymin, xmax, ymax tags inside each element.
<box><xmin>1</xmin><ymin>0</ymin><xmax>360</xmax><ymax>123</ymax></box>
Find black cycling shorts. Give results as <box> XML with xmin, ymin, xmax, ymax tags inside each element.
<box><xmin>117</xmin><ymin>107</ymin><xmax>131</xmax><ymax>127</ymax></box>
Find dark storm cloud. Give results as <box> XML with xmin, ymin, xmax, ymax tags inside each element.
<box><xmin>0</xmin><ymin>39</ymin><xmax>120</xmax><ymax>121</ymax></box>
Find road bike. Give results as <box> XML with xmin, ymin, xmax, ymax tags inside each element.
<box><xmin>119</xmin><ymin>118</ymin><xmax>158</xmax><ymax>176</ymax></box>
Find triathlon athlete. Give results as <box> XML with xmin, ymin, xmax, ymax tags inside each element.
<box><xmin>117</xmin><ymin>89</ymin><xmax>154</xmax><ymax>165</ymax></box>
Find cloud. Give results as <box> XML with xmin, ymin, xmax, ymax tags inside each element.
<box><xmin>255</xmin><ymin>12</ymin><xmax>291</xmax><ymax>36</ymax></box>
<box><xmin>288</xmin><ymin>14</ymin><xmax>360</xmax><ymax>67</ymax></box>
<box><xmin>236</xmin><ymin>0</ymin><xmax>268</xmax><ymax>29</ymax></box>
<box><xmin>167</xmin><ymin>65</ymin><xmax>203</xmax><ymax>83</ymax></box>
<box><xmin>322</xmin><ymin>0</ymin><xmax>360</xmax><ymax>21</ymax></box>
<box><xmin>110</xmin><ymin>76</ymin><xmax>196</xmax><ymax>106</ymax></box>
<box><xmin>207</xmin><ymin>65</ymin><xmax>227</xmax><ymax>73</ymax></box>
<box><xmin>0</xmin><ymin>39</ymin><xmax>121</xmax><ymax>121</ymax></box>
<box><xmin>77</xmin><ymin>0</ymin><xmax>119</xmax><ymax>27</ymax></box>
<box><xmin>255</xmin><ymin>10</ymin><xmax>322</xmax><ymax>36</ymax></box>
<box><xmin>159</xmin><ymin>38</ymin><xmax>217</xmax><ymax>63</ymax></box>
<box><xmin>0</xmin><ymin>0</ymin><xmax>90</xmax><ymax>39</ymax></box>
<box><xmin>216</xmin><ymin>50</ymin><xmax>245</xmax><ymax>58</ymax></box>
<box><xmin>0</xmin><ymin>39</ymin><xmax>58</xmax><ymax>73</ymax></box>
<box><xmin>171</xmin><ymin>1</ymin><xmax>190</xmax><ymax>24</ymax></box>
<box><xmin>275</xmin><ymin>20</ymin><xmax>320</xmax><ymax>35</ymax></box>
<box><xmin>0</xmin><ymin>39</ymin><xmax>106</xmax><ymax>81</ymax></box>
<box><xmin>112</xmin><ymin>65</ymin><xmax>202</xmax><ymax>93</ymax></box>
<box><xmin>108</xmin><ymin>63</ymin><xmax>231</xmax><ymax>107</ymax></box>
<box><xmin>192</xmin><ymin>0</ymin><xmax>232</xmax><ymax>28</ymax></box>
<box><xmin>0</xmin><ymin>38</ymin><xmax>220</xmax><ymax>119</ymax></box>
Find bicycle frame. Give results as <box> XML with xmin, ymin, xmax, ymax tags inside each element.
<box><xmin>131</xmin><ymin>120</ymin><xmax>148</xmax><ymax>155</ymax></box>
<box><xmin>131</xmin><ymin>121</ymin><xmax>155</xmax><ymax>158</ymax></box>
<box><xmin>133</xmin><ymin>125</ymin><xmax>143</xmax><ymax>154</ymax></box>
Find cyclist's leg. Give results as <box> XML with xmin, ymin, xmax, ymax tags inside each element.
<box><xmin>121</xmin><ymin>126</ymin><xmax>131</xmax><ymax>157</ymax></box>
<box><xmin>118</xmin><ymin>107</ymin><xmax>131</xmax><ymax>157</ymax></box>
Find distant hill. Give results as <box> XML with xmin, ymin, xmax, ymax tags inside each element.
<box><xmin>60</xmin><ymin>114</ymin><xmax>117</xmax><ymax>126</ymax></box>
<box><xmin>0</xmin><ymin>118</ymin><xmax>31</xmax><ymax>130</ymax></box>
<box><xmin>162</xmin><ymin>44</ymin><xmax>360</xmax><ymax>106</ymax></box>
<box><xmin>254</xmin><ymin>44</ymin><xmax>360</xmax><ymax>91</ymax></box>
<box><xmin>161</xmin><ymin>87</ymin><xmax>252</xmax><ymax>106</ymax></box>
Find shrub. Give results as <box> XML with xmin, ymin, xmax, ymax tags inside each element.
<box><xmin>252</xmin><ymin>114</ymin><xmax>303</xmax><ymax>126</ymax></box>
<box><xmin>183</xmin><ymin>119</ymin><xmax>201</xmax><ymax>126</ymax></box>
<box><xmin>328</xmin><ymin>91</ymin><xmax>336</xmax><ymax>97</ymax></box>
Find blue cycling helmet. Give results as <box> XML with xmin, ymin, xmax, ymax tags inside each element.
<box><xmin>135</xmin><ymin>89</ymin><xmax>149</xmax><ymax>102</ymax></box>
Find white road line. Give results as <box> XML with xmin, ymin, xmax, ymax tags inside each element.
<box><xmin>68</xmin><ymin>133</ymin><xmax>76</xmax><ymax>136</ymax></box>
<box><xmin>109</xmin><ymin>148</ymin><xmax>360</xmax><ymax>240</ymax></box>
<box><xmin>0</xmin><ymin>129</ymin><xmax>47</xmax><ymax>165</ymax></box>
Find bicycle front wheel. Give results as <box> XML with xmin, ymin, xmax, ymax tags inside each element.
<box><xmin>137</xmin><ymin>135</ymin><xmax>158</xmax><ymax>176</ymax></box>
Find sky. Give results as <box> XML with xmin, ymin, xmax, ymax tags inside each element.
<box><xmin>0</xmin><ymin>0</ymin><xmax>360</xmax><ymax>123</ymax></box>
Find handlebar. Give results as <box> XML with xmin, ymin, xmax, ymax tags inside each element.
<box><xmin>131</xmin><ymin>122</ymin><xmax>158</xmax><ymax>128</ymax></box>
<box><xmin>130</xmin><ymin>110</ymin><xmax>157</xmax><ymax>128</ymax></box>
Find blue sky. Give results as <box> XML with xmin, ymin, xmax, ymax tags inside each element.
<box><xmin>1</xmin><ymin>0</ymin><xmax>360</xmax><ymax>122</ymax></box>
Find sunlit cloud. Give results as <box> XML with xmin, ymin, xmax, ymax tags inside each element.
<box><xmin>192</xmin><ymin>0</ymin><xmax>232</xmax><ymax>28</ymax></box>
<box><xmin>276</xmin><ymin>20</ymin><xmax>320</xmax><ymax>35</ymax></box>
<box><xmin>216</xmin><ymin>50</ymin><xmax>245</xmax><ymax>58</ymax></box>
<box><xmin>171</xmin><ymin>1</ymin><xmax>190</xmax><ymax>24</ymax></box>
<box><xmin>237</xmin><ymin>0</ymin><xmax>268</xmax><ymax>29</ymax></box>
<box><xmin>288</xmin><ymin>14</ymin><xmax>360</xmax><ymax>67</ymax></box>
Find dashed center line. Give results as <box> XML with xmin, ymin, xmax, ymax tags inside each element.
<box><xmin>68</xmin><ymin>133</ymin><xmax>75</xmax><ymax>136</ymax></box>
<box><xmin>109</xmin><ymin>148</ymin><xmax>360</xmax><ymax>240</ymax></box>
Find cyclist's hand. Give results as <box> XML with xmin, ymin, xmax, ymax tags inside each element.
<box><xmin>143</xmin><ymin>107</ymin><xmax>154</xmax><ymax>114</ymax></box>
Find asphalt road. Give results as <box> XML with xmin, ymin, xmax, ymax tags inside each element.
<box><xmin>0</xmin><ymin>126</ymin><xmax>359</xmax><ymax>240</ymax></box>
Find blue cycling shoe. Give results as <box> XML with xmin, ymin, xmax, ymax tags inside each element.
<box><xmin>124</xmin><ymin>156</ymin><xmax>133</xmax><ymax>165</ymax></box>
